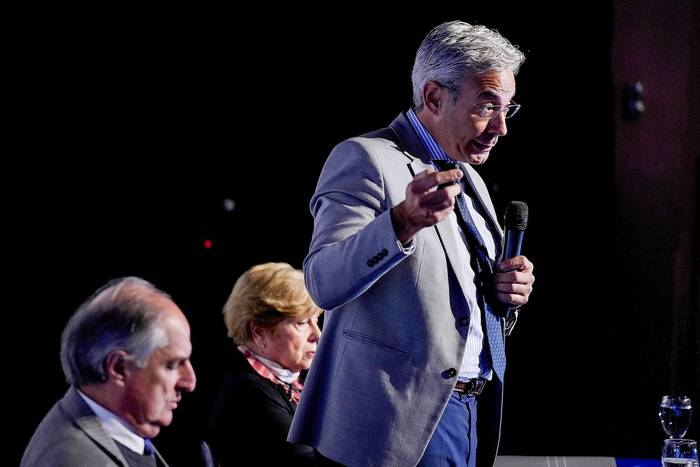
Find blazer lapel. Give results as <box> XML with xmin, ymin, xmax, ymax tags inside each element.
<box><xmin>62</xmin><ymin>387</ymin><xmax>129</xmax><ymax>466</ymax></box>
<box><xmin>426</xmin><ymin>179</ymin><xmax>472</xmax><ymax>301</ymax></box>
<box><xmin>459</xmin><ymin>162</ymin><xmax>504</xmax><ymax>253</ymax></box>
<box><xmin>389</xmin><ymin>113</ymin><xmax>474</xmax><ymax>303</ymax></box>
<box><xmin>153</xmin><ymin>445</ymin><xmax>170</xmax><ymax>467</ymax></box>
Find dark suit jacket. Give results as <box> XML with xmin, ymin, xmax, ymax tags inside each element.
<box><xmin>20</xmin><ymin>386</ymin><xmax>168</xmax><ymax>467</ymax></box>
<box><xmin>209</xmin><ymin>350</ymin><xmax>313</xmax><ymax>467</ymax></box>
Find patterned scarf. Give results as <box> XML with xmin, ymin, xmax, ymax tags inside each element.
<box><xmin>237</xmin><ymin>345</ymin><xmax>303</xmax><ymax>404</ymax></box>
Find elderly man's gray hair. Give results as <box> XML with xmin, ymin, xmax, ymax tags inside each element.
<box><xmin>60</xmin><ymin>276</ymin><xmax>172</xmax><ymax>386</ymax></box>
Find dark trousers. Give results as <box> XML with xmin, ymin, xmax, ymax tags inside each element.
<box><xmin>417</xmin><ymin>391</ymin><xmax>478</xmax><ymax>467</ymax></box>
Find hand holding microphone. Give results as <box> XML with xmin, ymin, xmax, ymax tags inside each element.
<box><xmin>501</xmin><ymin>201</ymin><xmax>528</xmax><ymax>262</ymax></box>
<box><xmin>495</xmin><ymin>201</ymin><xmax>534</xmax><ymax>309</ymax></box>
<box><xmin>431</xmin><ymin>160</ymin><xmax>534</xmax><ymax>309</ymax></box>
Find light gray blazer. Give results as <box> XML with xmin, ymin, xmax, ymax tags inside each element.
<box><xmin>289</xmin><ymin>112</ymin><xmax>510</xmax><ymax>467</ymax></box>
<box><xmin>20</xmin><ymin>386</ymin><xmax>169</xmax><ymax>467</ymax></box>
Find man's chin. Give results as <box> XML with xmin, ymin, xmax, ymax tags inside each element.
<box><xmin>135</xmin><ymin>420</ymin><xmax>166</xmax><ymax>438</ymax></box>
<box><xmin>132</xmin><ymin>425</ymin><xmax>160</xmax><ymax>438</ymax></box>
<box><xmin>466</xmin><ymin>152</ymin><xmax>490</xmax><ymax>165</ymax></box>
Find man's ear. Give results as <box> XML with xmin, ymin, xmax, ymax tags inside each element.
<box><xmin>105</xmin><ymin>350</ymin><xmax>130</xmax><ymax>385</ymax></box>
<box><xmin>423</xmin><ymin>81</ymin><xmax>448</xmax><ymax>115</ymax></box>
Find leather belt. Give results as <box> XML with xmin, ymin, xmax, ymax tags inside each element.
<box><xmin>454</xmin><ymin>378</ymin><xmax>487</xmax><ymax>396</ymax></box>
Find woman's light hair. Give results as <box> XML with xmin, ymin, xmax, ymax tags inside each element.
<box><xmin>223</xmin><ymin>262</ymin><xmax>322</xmax><ymax>345</ymax></box>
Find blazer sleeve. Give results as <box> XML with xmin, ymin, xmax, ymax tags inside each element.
<box><xmin>304</xmin><ymin>138</ymin><xmax>413</xmax><ymax>310</ymax></box>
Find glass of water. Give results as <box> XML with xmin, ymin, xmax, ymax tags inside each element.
<box><xmin>660</xmin><ymin>395</ymin><xmax>693</xmax><ymax>439</ymax></box>
<box><xmin>662</xmin><ymin>438</ymin><xmax>698</xmax><ymax>466</ymax></box>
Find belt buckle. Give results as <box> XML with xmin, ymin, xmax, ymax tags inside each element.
<box><xmin>470</xmin><ymin>378</ymin><xmax>486</xmax><ymax>396</ymax></box>
<box><xmin>455</xmin><ymin>378</ymin><xmax>486</xmax><ymax>396</ymax></box>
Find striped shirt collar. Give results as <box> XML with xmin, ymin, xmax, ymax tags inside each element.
<box><xmin>406</xmin><ymin>107</ymin><xmax>451</xmax><ymax>162</ymax></box>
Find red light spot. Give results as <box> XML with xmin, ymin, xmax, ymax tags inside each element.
<box><xmin>203</xmin><ymin>239</ymin><xmax>213</xmax><ymax>250</ymax></box>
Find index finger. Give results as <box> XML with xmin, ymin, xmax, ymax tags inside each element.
<box><xmin>496</xmin><ymin>255</ymin><xmax>534</xmax><ymax>273</ymax></box>
<box><xmin>412</xmin><ymin>168</ymin><xmax>463</xmax><ymax>193</ymax></box>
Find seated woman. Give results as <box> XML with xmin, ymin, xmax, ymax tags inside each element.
<box><xmin>209</xmin><ymin>262</ymin><xmax>322</xmax><ymax>466</ymax></box>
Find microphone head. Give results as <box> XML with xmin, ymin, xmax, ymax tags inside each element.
<box><xmin>505</xmin><ymin>201</ymin><xmax>528</xmax><ymax>231</ymax></box>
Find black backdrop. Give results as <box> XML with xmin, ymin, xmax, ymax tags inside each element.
<box><xmin>3</xmin><ymin>4</ymin><xmax>696</xmax><ymax>465</ymax></box>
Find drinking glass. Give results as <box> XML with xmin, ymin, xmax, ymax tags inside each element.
<box><xmin>661</xmin><ymin>438</ymin><xmax>698</xmax><ymax>466</ymax></box>
<box><xmin>660</xmin><ymin>395</ymin><xmax>693</xmax><ymax>439</ymax></box>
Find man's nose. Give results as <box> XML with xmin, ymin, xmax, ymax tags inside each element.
<box><xmin>488</xmin><ymin>111</ymin><xmax>508</xmax><ymax>137</ymax></box>
<box><xmin>178</xmin><ymin>360</ymin><xmax>197</xmax><ymax>392</ymax></box>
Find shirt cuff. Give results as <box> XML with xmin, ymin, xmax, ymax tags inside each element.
<box><xmin>395</xmin><ymin>238</ymin><xmax>416</xmax><ymax>255</ymax></box>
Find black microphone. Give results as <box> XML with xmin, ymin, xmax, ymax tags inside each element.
<box><xmin>501</xmin><ymin>201</ymin><xmax>528</xmax><ymax>261</ymax></box>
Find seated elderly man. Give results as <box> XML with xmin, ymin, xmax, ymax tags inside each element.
<box><xmin>21</xmin><ymin>276</ymin><xmax>196</xmax><ymax>467</ymax></box>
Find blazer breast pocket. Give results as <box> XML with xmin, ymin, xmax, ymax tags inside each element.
<box><xmin>342</xmin><ymin>330</ymin><xmax>407</xmax><ymax>354</ymax></box>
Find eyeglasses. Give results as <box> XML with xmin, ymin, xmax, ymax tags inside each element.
<box><xmin>434</xmin><ymin>81</ymin><xmax>521</xmax><ymax>120</ymax></box>
<box><xmin>473</xmin><ymin>101</ymin><xmax>521</xmax><ymax>120</ymax></box>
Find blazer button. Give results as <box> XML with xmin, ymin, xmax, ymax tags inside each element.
<box><xmin>459</xmin><ymin>317</ymin><xmax>469</xmax><ymax>326</ymax></box>
<box><xmin>441</xmin><ymin>368</ymin><xmax>457</xmax><ymax>379</ymax></box>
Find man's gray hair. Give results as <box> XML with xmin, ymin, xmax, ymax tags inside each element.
<box><xmin>60</xmin><ymin>276</ymin><xmax>171</xmax><ymax>386</ymax></box>
<box><xmin>411</xmin><ymin>20</ymin><xmax>525</xmax><ymax>111</ymax></box>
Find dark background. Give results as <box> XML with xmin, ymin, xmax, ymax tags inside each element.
<box><xmin>3</xmin><ymin>3</ymin><xmax>698</xmax><ymax>465</ymax></box>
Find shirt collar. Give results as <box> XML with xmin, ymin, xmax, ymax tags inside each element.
<box><xmin>237</xmin><ymin>345</ymin><xmax>303</xmax><ymax>404</ymax></box>
<box><xmin>238</xmin><ymin>345</ymin><xmax>300</xmax><ymax>384</ymax></box>
<box><xmin>77</xmin><ymin>389</ymin><xmax>147</xmax><ymax>455</ymax></box>
<box><xmin>406</xmin><ymin>108</ymin><xmax>451</xmax><ymax>161</ymax></box>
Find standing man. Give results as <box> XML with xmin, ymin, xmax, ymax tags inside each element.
<box><xmin>21</xmin><ymin>276</ymin><xmax>197</xmax><ymax>466</ymax></box>
<box><xmin>289</xmin><ymin>21</ymin><xmax>534</xmax><ymax>467</ymax></box>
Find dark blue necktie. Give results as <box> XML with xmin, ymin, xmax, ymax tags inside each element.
<box><xmin>143</xmin><ymin>438</ymin><xmax>156</xmax><ymax>457</ymax></box>
<box><xmin>433</xmin><ymin>159</ymin><xmax>506</xmax><ymax>380</ymax></box>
